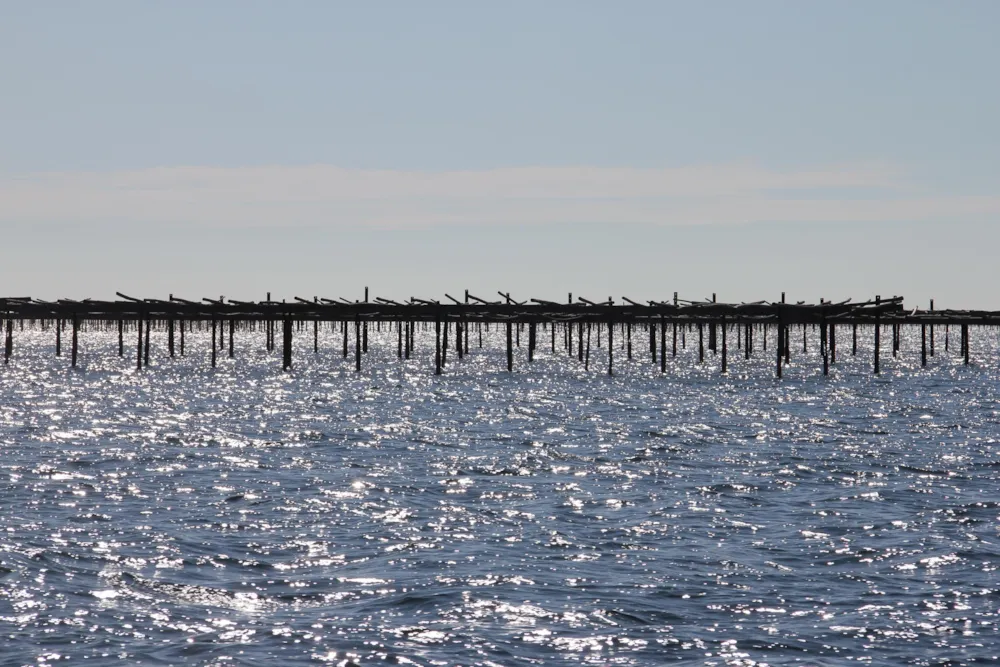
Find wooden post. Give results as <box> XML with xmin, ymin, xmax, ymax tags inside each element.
<box><xmin>135</xmin><ymin>317</ymin><xmax>142</xmax><ymax>370</ymax></box>
<box><xmin>852</xmin><ymin>323</ymin><xmax>857</xmax><ymax>356</ymax></box>
<box><xmin>578</xmin><ymin>322</ymin><xmax>584</xmax><ymax>362</ymax></box>
<box><xmin>313</xmin><ymin>320</ymin><xmax>318</xmax><ymax>354</ymax></box>
<box><xmin>720</xmin><ymin>316</ymin><xmax>727</xmax><ymax>374</ymax></box>
<box><xmin>607</xmin><ymin>320</ymin><xmax>614</xmax><ymax>376</ymax></box>
<box><xmin>70</xmin><ymin>315</ymin><xmax>79</xmax><ymax>368</ymax></box>
<box><xmin>874</xmin><ymin>321</ymin><xmax>881</xmax><ymax>375</ymax></box>
<box><xmin>744</xmin><ymin>323</ymin><xmax>751</xmax><ymax>360</ymax></box>
<box><xmin>144</xmin><ymin>316</ymin><xmax>151</xmax><ymax>367</ymax></box>
<box><xmin>649</xmin><ymin>321</ymin><xmax>656</xmax><ymax>364</ymax></box>
<box><xmin>282</xmin><ymin>318</ymin><xmax>292</xmax><ymax>371</ymax></box>
<box><xmin>211</xmin><ymin>319</ymin><xmax>217</xmax><ymax>368</ymax></box>
<box><xmin>56</xmin><ymin>318</ymin><xmax>61</xmax><ymax>357</ymax></box>
<box><xmin>821</xmin><ymin>317</ymin><xmax>828</xmax><ymax>376</ymax></box>
<box><xmin>441</xmin><ymin>320</ymin><xmax>448</xmax><ymax>367</ymax></box>
<box><xmin>405</xmin><ymin>321</ymin><xmax>412</xmax><ymax>360</ymax></box>
<box><xmin>672</xmin><ymin>322</ymin><xmax>677</xmax><ymax>357</ymax></box>
<box><xmin>829</xmin><ymin>323</ymin><xmax>836</xmax><ymax>364</ymax></box>
<box><xmin>397</xmin><ymin>320</ymin><xmax>403</xmax><ymax>359</ymax></box>
<box><xmin>355</xmin><ymin>316</ymin><xmax>362</xmax><ymax>373</ymax></box>
<box><xmin>168</xmin><ymin>319</ymin><xmax>175</xmax><ymax>358</ymax></box>
<box><xmin>457</xmin><ymin>320</ymin><xmax>464</xmax><ymax>360</ymax></box>
<box><xmin>921</xmin><ymin>324</ymin><xmax>927</xmax><ymax>367</ymax></box>
<box><xmin>585</xmin><ymin>323</ymin><xmax>591</xmax><ymax>371</ymax></box>
<box><xmin>626</xmin><ymin>322</ymin><xmax>632</xmax><ymax>360</ymax></box>
<box><xmin>698</xmin><ymin>323</ymin><xmax>704</xmax><ymax>363</ymax></box>
<box><xmin>229</xmin><ymin>319</ymin><xmax>235</xmax><ymax>359</ymax></box>
<box><xmin>118</xmin><ymin>319</ymin><xmax>124</xmax><ymax>357</ymax></box>
<box><xmin>963</xmin><ymin>324</ymin><xmax>969</xmax><ymax>366</ymax></box>
<box><xmin>527</xmin><ymin>321</ymin><xmax>535</xmax><ymax>362</ymax></box>
<box><xmin>660</xmin><ymin>316</ymin><xmax>666</xmax><ymax>373</ymax></box>
<box><xmin>3</xmin><ymin>318</ymin><xmax>11</xmax><ymax>364</ymax></box>
<box><xmin>929</xmin><ymin>299</ymin><xmax>935</xmax><ymax>356</ymax></box>
<box><xmin>784</xmin><ymin>323</ymin><xmax>791</xmax><ymax>366</ymax></box>
<box><xmin>505</xmin><ymin>321</ymin><xmax>513</xmax><ymax>372</ymax></box>
<box><xmin>775</xmin><ymin>313</ymin><xmax>783</xmax><ymax>379</ymax></box>
<box><xmin>342</xmin><ymin>320</ymin><xmax>348</xmax><ymax>359</ymax></box>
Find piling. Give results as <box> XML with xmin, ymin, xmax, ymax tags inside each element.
<box><xmin>505</xmin><ymin>321</ymin><xmax>513</xmax><ymax>372</ymax></box>
<box><xmin>71</xmin><ymin>315</ymin><xmax>79</xmax><ymax>368</ymax></box>
<box><xmin>282</xmin><ymin>318</ymin><xmax>292</xmax><ymax>371</ymax></box>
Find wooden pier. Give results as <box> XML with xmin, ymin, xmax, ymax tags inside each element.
<box><xmin>2</xmin><ymin>291</ymin><xmax>999</xmax><ymax>377</ymax></box>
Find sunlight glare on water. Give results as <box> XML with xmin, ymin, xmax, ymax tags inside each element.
<box><xmin>1</xmin><ymin>323</ymin><xmax>999</xmax><ymax>665</ymax></box>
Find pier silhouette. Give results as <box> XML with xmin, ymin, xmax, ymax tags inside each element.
<box><xmin>2</xmin><ymin>290</ymin><xmax>994</xmax><ymax>377</ymax></box>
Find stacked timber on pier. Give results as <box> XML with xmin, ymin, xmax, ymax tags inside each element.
<box><xmin>2</xmin><ymin>291</ymin><xmax>999</xmax><ymax>377</ymax></box>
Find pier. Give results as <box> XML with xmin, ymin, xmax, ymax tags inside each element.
<box><xmin>2</xmin><ymin>291</ymin><xmax>998</xmax><ymax>377</ymax></box>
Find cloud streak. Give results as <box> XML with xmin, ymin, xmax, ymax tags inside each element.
<box><xmin>2</xmin><ymin>163</ymin><xmax>996</xmax><ymax>228</ymax></box>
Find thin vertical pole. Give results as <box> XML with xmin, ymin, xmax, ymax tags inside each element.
<box><xmin>3</xmin><ymin>319</ymin><xmax>12</xmax><ymax>364</ymax></box>
<box><xmin>282</xmin><ymin>318</ymin><xmax>292</xmax><ymax>371</ymax></box>
<box><xmin>229</xmin><ymin>319</ymin><xmax>235</xmax><ymax>359</ymax></box>
<box><xmin>506</xmin><ymin>321</ymin><xmax>513</xmax><ymax>372</ymax></box>
<box><xmin>721</xmin><ymin>316</ymin><xmax>727</xmax><ymax>374</ymax></box>
<box><xmin>56</xmin><ymin>318</ymin><xmax>62</xmax><ymax>357</ymax></box>
<box><xmin>355</xmin><ymin>316</ymin><xmax>362</xmax><ymax>372</ymax></box>
<box><xmin>211</xmin><ymin>319</ymin><xmax>217</xmax><ymax>368</ymax></box>
<box><xmin>929</xmin><ymin>299</ymin><xmax>935</xmax><ymax>356</ymax></box>
<box><xmin>921</xmin><ymin>324</ymin><xmax>927</xmax><ymax>367</ymax></box>
<box><xmin>607</xmin><ymin>320</ymin><xmax>613</xmax><ymax>376</ymax></box>
<box><xmin>775</xmin><ymin>316</ymin><xmax>783</xmax><ymax>379</ymax></box>
<box><xmin>874</xmin><ymin>321</ymin><xmax>881</xmax><ymax>375</ymax></box>
<box><xmin>829</xmin><ymin>323</ymin><xmax>836</xmax><ymax>365</ymax></box>
<box><xmin>660</xmin><ymin>316</ymin><xmax>666</xmax><ymax>373</ymax></box>
<box><xmin>698</xmin><ymin>323</ymin><xmax>704</xmax><ymax>363</ymax></box>
<box><xmin>963</xmin><ymin>324</ymin><xmax>970</xmax><ymax>366</ymax></box>
<box><xmin>136</xmin><ymin>317</ymin><xmax>142</xmax><ymax>370</ymax></box>
<box><xmin>118</xmin><ymin>319</ymin><xmax>124</xmax><ymax>357</ymax></box>
<box><xmin>71</xmin><ymin>315</ymin><xmax>79</xmax><ymax>368</ymax></box>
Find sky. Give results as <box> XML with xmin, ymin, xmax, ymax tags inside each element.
<box><xmin>1</xmin><ymin>1</ymin><xmax>998</xmax><ymax>307</ymax></box>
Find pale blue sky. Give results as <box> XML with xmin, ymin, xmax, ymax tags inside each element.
<box><xmin>2</xmin><ymin>1</ymin><xmax>998</xmax><ymax>306</ymax></box>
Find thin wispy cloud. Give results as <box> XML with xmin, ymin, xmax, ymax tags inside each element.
<box><xmin>2</xmin><ymin>163</ymin><xmax>995</xmax><ymax>228</ymax></box>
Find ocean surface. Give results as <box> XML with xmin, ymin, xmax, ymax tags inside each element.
<box><xmin>1</xmin><ymin>323</ymin><xmax>998</xmax><ymax>666</ymax></box>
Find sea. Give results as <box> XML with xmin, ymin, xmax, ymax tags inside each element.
<box><xmin>1</xmin><ymin>323</ymin><xmax>998</xmax><ymax>666</ymax></box>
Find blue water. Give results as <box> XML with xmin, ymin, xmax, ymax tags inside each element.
<box><xmin>1</xmin><ymin>324</ymin><xmax>999</xmax><ymax>666</ymax></box>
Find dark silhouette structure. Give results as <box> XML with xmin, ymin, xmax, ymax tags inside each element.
<box><xmin>0</xmin><ymin>291</ymin><xmax>989</xmax><ymax>377</ymax></box>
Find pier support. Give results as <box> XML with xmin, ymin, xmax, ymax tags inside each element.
<box><xmin>355</xmin><ymin>316</ymin><xmax>362</xmax><ymax>373</ymax></box>
<box><xmin>874</xmin><ymin>321</ymin><xmax>881</xmax><ymax>375</ymax></box>
<box><xmin>506</xmin><ymin>321</ymin><xmax>513</xmax><ymax>372</ymax></box>
<box><xmin>608</xmin><ymin>320</ymin><xmax>614</xmax><ymax>376</ymax></box>
<box><xmin>71</xmin><ymin>315</ymin><xmax>79</xmax><ymax>368</ymax></box>
<box><xmin>721</xmin><ymin>316</ymin><xmax>727</xmax><ymax>374</ymax></box>
<box><xmin>282</xmin><ymin>318</ymin><xmax>292</xmax><ymax>371</ymax></box>
<box><xmin>921</xmin><ymin>324</ymin><xmax>927</xmax><ymax>367</ymax></box>
<box><xmin>3</xmin><ymin>318</ymin><xmax>11</xmax><ymax>364</ymax></box>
